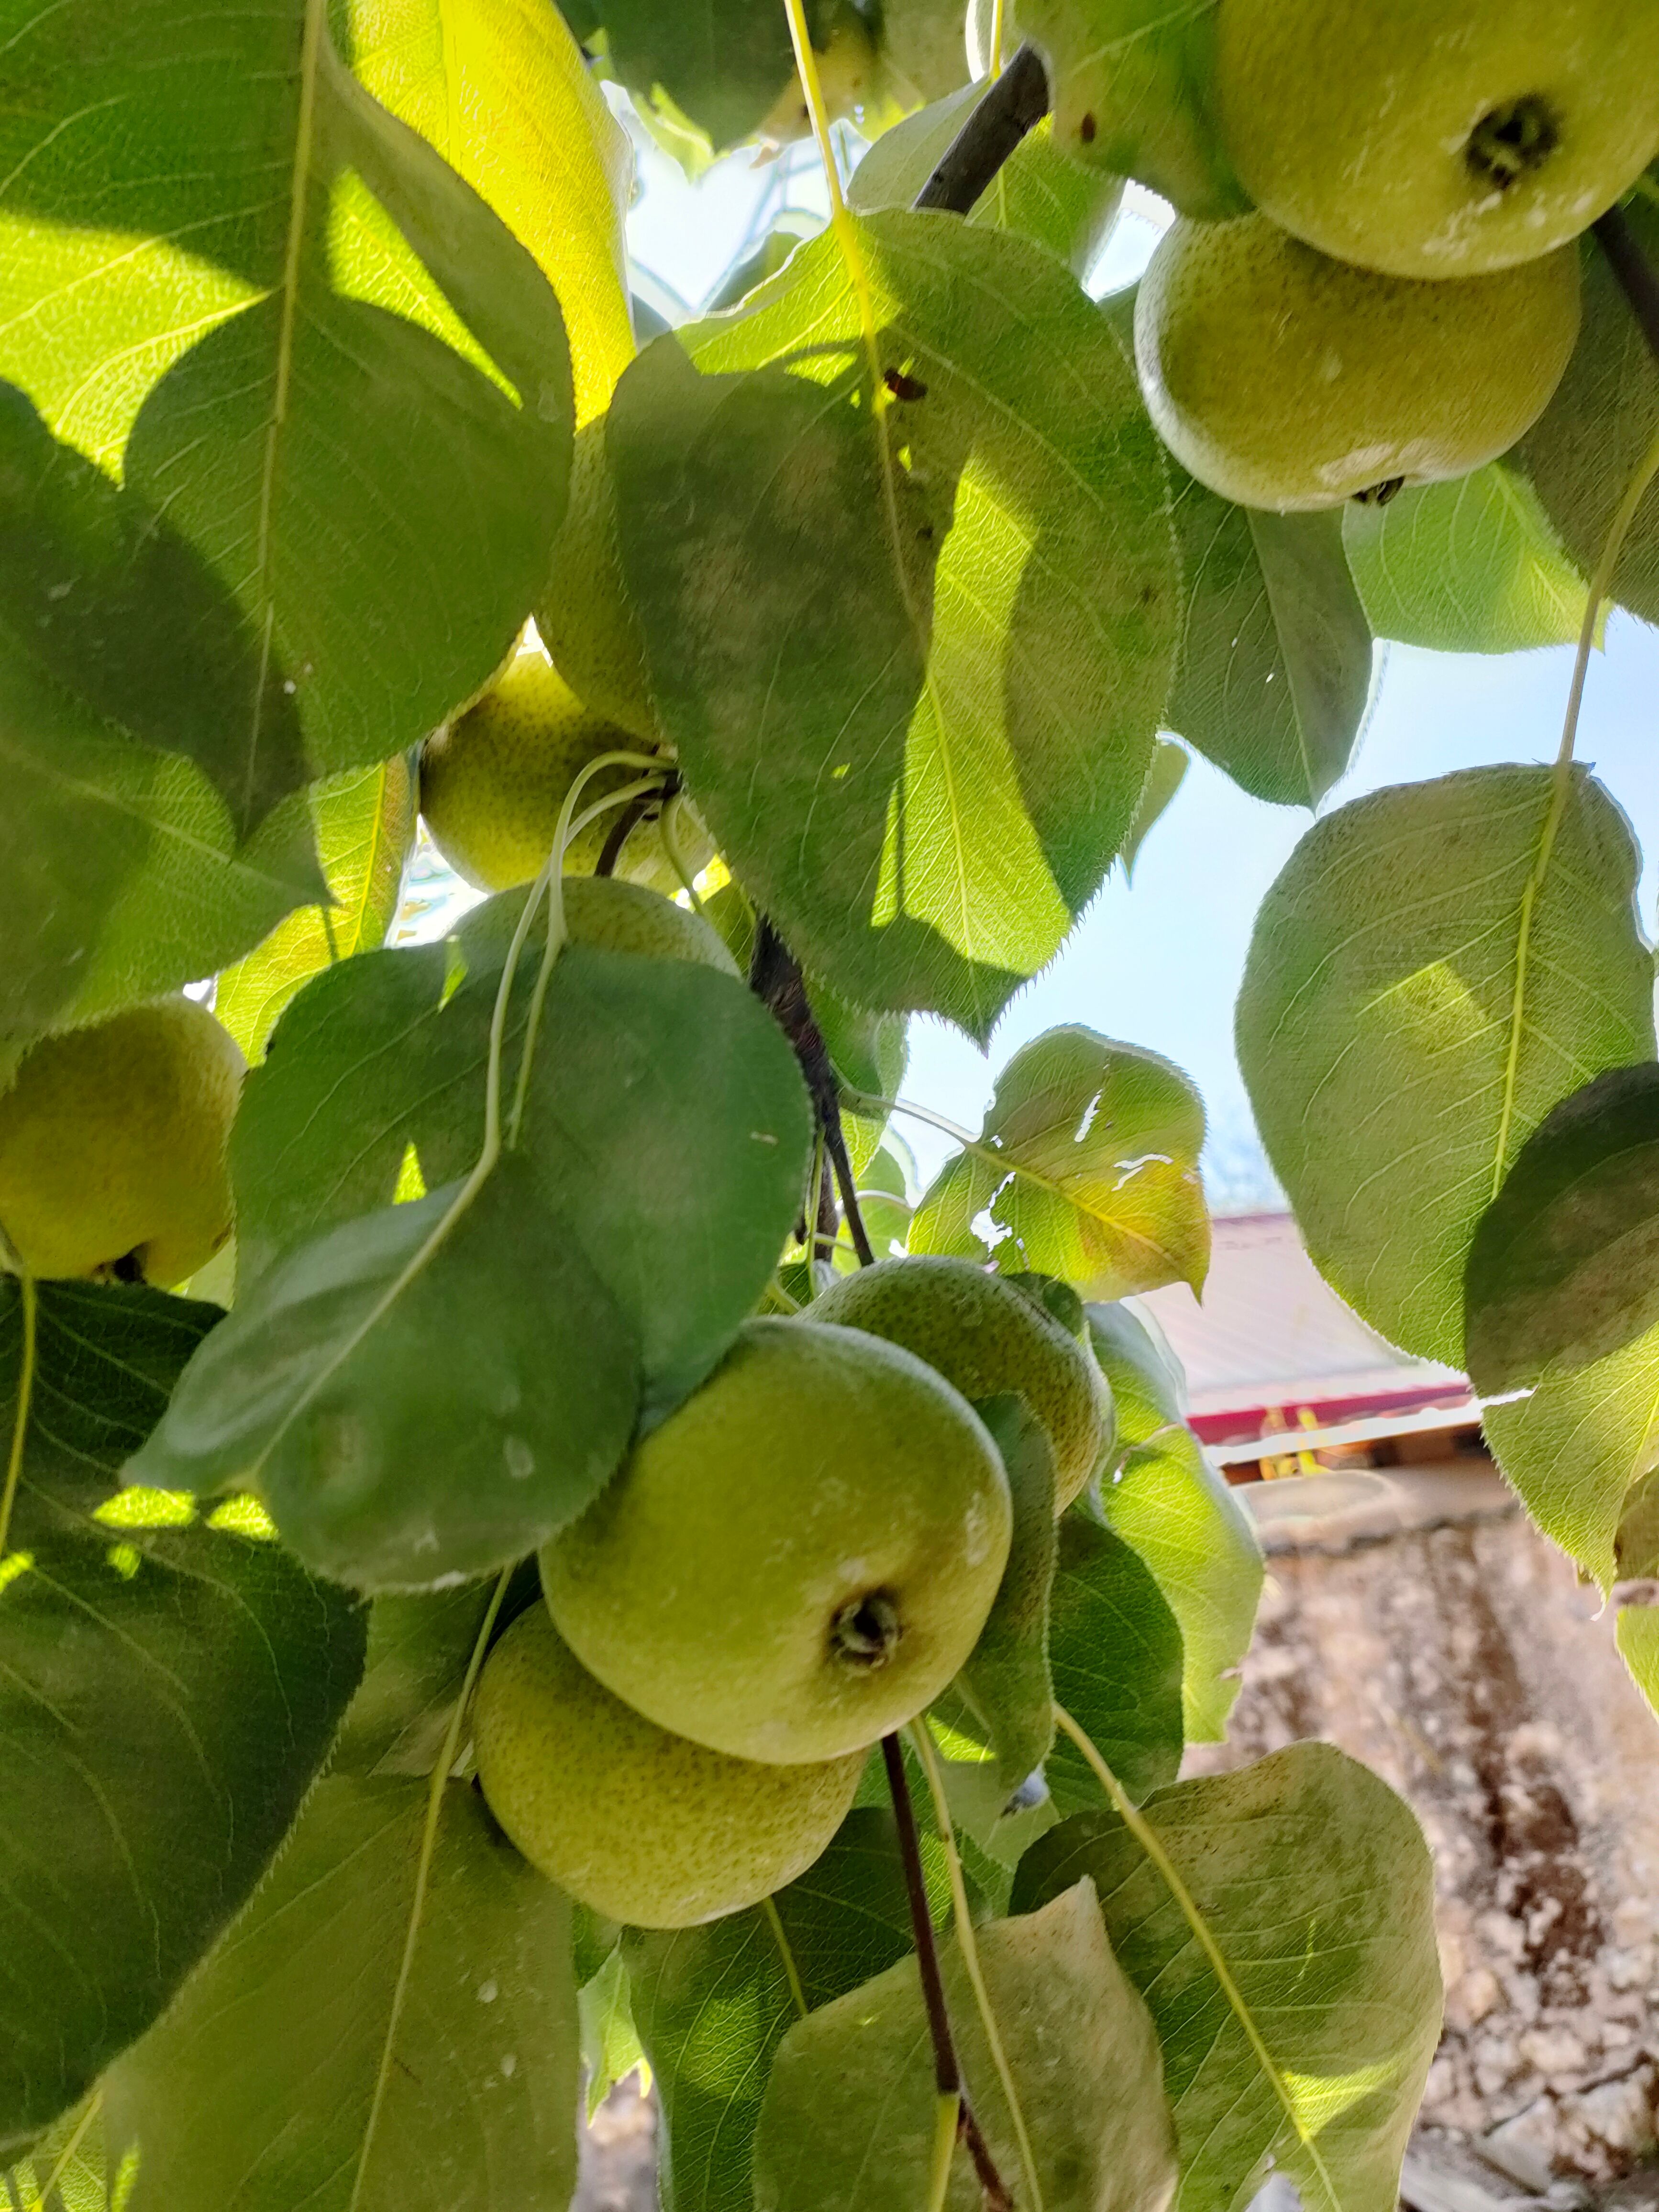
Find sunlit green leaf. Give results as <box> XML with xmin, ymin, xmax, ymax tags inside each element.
<box><xmin>1239</xmin><ymin>766</ymin><xmax>1654</xmax><ymax>1364</ymax></box>
<box><xmin>753</xmin><ymin>1880</ymin><xmax>1180</xmax><ymax>2212</ymax></box>
<box><xmin>1121</xmin><ymin>739</ymin><xmax>1188</xmax><ymax>879</ymax></box>
<box><xmin>343</xmin><ymin>0</ymin><xmax>636</xmax><ymax>425</ymax></box>
<box><xmin>849</xmin><ymin>85</ymin><xmax>1125</xmax><ymax>277</ymax></box>
<box><xmin>128</xmin><ymin>1153</ymin><xmax>639</xmax><ymax>1590</ymax></box>
<box><xmin>608</xmin><ymin>214</ymin><xmax>1177</xmax><ymax>1039</ymax></box>
<box><xmin>0</xmin><ymin>1281</ymin><xmax>365</xmax><ymax>2151</ymax></box>
<box><xmin>1521</xmin><ymin>210</ymin><xmax>1659</xmax><ymax>625</ymax></box>
<box><xmin>1085</xmin><ymin>1298</ymin><xmax>1186</xmax><ymax>1445</ymax></box>
<box><xmin>1014</xmin><ymin>1743</ymin><xmax>1442</xmax><ymax>2212</ymax></box>
<box><xmin>214</xmin><ymin>759</ymin><xmax>415</xmax><ymax>1063</ymax></box>
<box><xmin>622</xmin><ymin>1809</ymin><xmax>919</xmax><ymax>2212</ymax></box>
<box><xmin>0</xmin><ymin>1</ymin><xmax>571</xmax><ymax>781</ymax></box>
<box><xmin>579</xmin><ymin>1947</ymin><xmax>647</xmax><ymax>2118</ymax></box>
<box><xmin>910</xmin><ymin>1026</ymin><xmax>1210</xmax><ymax>1297</ymax></box>
<box><xmin>1616</xmin><ymin>1602</ymin><xmax>1659</xmax><ymax>1725</ymax></box>
<box><xmin>1343</xmin><ymin>462</ymin><xmax>1590</xmax><ymax>655</ymax></box>
<box><xmin>103</xmin><ymin>1777</ymin><xmax>579</xmax><ymax>2212</ymax></box>
<box><xmin>1018</xmin><ymin>0</ymin><xmax>1247</xmax><ymax>217</ymax></box>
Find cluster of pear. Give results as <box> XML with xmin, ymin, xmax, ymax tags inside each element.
<box><xmin>0</xmin><ymin>996</ymin><xmax>243</xmax><ymax>1288</ymax></box>
<box><xmin>475</xmin><ymin>1257</ymin><xmax>1113</xmax><ymax>1929</ymax></box>
<box><xmin>1134</xmin><ymin>0</ymin><xmax>1659</xmax><ymax>511</ymax></box>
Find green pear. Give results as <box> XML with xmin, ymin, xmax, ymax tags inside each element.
<box><xmin>810</xmin><ymin>1257</ymin><xmax>1113</xmax><ymax>1510</ymax></box>
<box><xmin>0</xmin><ymin>997</ymin><xmax>244</xmax><ymax>1285</ymax></box>
<box><xmin>1214</xmin><ymin>0</ymin><xmax>1659</xmax><ymax>278</ymax></box>
<box><xmin>474</xmin><ymin>1604</ymin><xmax>862</xmax><ymax>1928</ymax></box>
<box><xmin>1134</xmin><ymin>213</ymin><xmax>1581</xmax><ymax>511</ymax></box>
<box><xmin>419</xmin><ymin>643</ymin><xmax>708</xmax><ymax>897</ymax></box>
<box><xmin>454</xmin><ymin>874</ymin><xmax>741</xmax><ymax>976</ymax></box>
<box><xmin>542</xmin><ymin>1316</ymin><xmax>1012</xmax><ymax>1763</ymax></box>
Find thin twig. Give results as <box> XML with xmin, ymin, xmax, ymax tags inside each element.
<box><xmin>749</xmin><ymin>916</ymin><xmax>876</xmax><ymax>1266</ymax></box>
<box><xmin>880</xmin><ymin>1736</ymin><xmax>1013</xmax><ymax>2212</ymax></box>
<box><xmin>596</xmin><ymin>769</ymin><xmax>680</xmax><ymax>879</ymax></box>
<box><xmin>911</xmin><ymin>44</ymin><xmax>1050</xmax><ymax>216</ymax></box>
<box><xmin>1594</xmin><ymin>204</ymin><xmax>1659</xmax><ymax>368</ymax></box>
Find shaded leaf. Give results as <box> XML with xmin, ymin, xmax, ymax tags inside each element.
<box><xmin>538</xmin><ymin>419</ymin><xmax>659</xmax><ymax>741</ymax></box>
<box><xmin>1046</xmin><ymin>1507</ymin><xmax>1184</xmax><ymax>1812</ymax></box>
<box><xmin>849</xmin><ymin>85</ymin><xmax>1125</xmax><ymax>277</ymax></box>
<box><xmin>952</xmin><ymin>1396</ymin><xmax>1058</xmax><ymax>1790</ymax></box>
<box><xmin>1616</xmin><ymin>1602</ymin><xmax>1659</xmax><ymax>1725</ymax></box>
<box><xmin>910</xmin><ymin>1026</ymin><xmax>1210</xmax><ymax>1298</ymax></box>
<box><xmin>331</xmin><ymin>1580</ymin><xmax>508</xmax><ymax>1777</ymax></box>
<box><xmin>1238</xmin><ymin>766</ymin><xmax>1654</xmax><ymax>1365</ymax></box>
<box><xmin>343</xmin><ymin>0</ymin><xmax>636</xmax><ymax>424</ymax></box>
<box><xmin>1121</xmin><ymin>738</ymin><xmax>1188</xmax><ymax>879</ymax></box>
<box><xmin>602</xmin><ymin>0</ymin><xmax>832</xmax><ymax>152</ymax></box>
<box><xmin>1013</xmin><ymin>1743</ymin><xmax>1442</xmax><ymax>2212</ymax></box>
<box><xmin>103</xmin><ymin>1777</ymin><xmax>578</xmax><ymax>2212</ymax></box>
<box><xmin>1466</xmin><ymin>1062</ymin><xmax>1659</xmax><ymax>1395</ymax></box>
<box><xmin>127</xmin><ymin>1154</ymin><xmax>639</xmax><ymax>1591</ymax></box>
<box><xmin>214</xmin><ymin>758</ymin><xmax>415</xmax><ymax>1063</ymax></box>
<box><xmin>1019</xmin><ymin>0</ymin><xmax>1248</xmax><ymax>217</ymax></box>
<box><xmin>1343</xmin><ymin>462</ymin><xmax>1590</xmax><ymax>655</ymax></box>
<box><xmin>0</xmin><ymin>1</ymin><xmax>572</xmax><ymax>782</ymax></box>
<box><xmin>608</xmin><ymin>213</ymin><xmax>1177</xmax><ymax>1039</ymax></box>
<box><xmin>622</xmin><ymin>1808</ymin><xmax>918</xmax><ymax>2212</ymax></box>
<box><xmin>0</xmin><ymin>1281</ymin><xmax>365</xmax><ymax>2151</ymax></box>
<box><xmin>232</xmin><ymin>898</ymin><xmax>813</xmax><ymax>1413</ymax></box>
<box><xmin>753</xmin><ymin>1880</ymin><xmax>1179</xmax><ymax>2212</ymax></box>
<box><xmin>1520</xmin><ymin>207</ymin><xmax>1659</xmax><ymax>625</ymax></box>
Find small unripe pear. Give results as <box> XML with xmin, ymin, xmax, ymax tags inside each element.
<box><xmin>1134</xmin><ymin>213</ymin><xmax>1581</xmax><ymax>512</ymax></box>
<box><xmin>0</xmin><ymin>997</ymin><xmax>244</xmax><ymax>1284</ymax></box>
<box><xmin>542</xmin><ymin>1317</ymin><xmax>1012</xmax><ymax>1764</ymax></box>
<box><xmin>811</xmin><ymin>1257</ymin><xmax>1113</xmax><ymax>1510</ymax></box>
<box><xmin>475</xmin><ymin>1605</ymin><xmax>861</xmax><ymax>1928</ymax></box>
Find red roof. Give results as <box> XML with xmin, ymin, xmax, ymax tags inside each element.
<box><xmin>1135</xmin><ymin>1213</ymin><xmax>1468</xmax><ymax>1444</ymax></box>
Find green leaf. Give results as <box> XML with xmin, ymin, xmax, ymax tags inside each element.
<box><xmin>214</xmin><ymin>758</ymin><xmax>415</xmax><ymax>1062</ymax></box>
<box><xmin>1012</xmin><ymin>1743</ymin><xmax>1443</xmax><ymax>2212</ymax></box>
<box><xmin>342</xmin><ymin>0</ymin><xmax>636</xmax><ymax>425</ymax></box>
<box><xmin>1121</xmin><ymin>738</ymin><xmax>1188</xmax><ymax>880</ymax></box>
<box><xmin>331</xmin><ymin>1579</ymin><xmax>509</xmax><ymax>1776</ymax></box>
<box><xmin>622</xmin><ymin>1808</ymin><xmax>918</xmax><ymax>2212</ymax></box>
<box><xmin>1102</xmin><ymin>1424</ymin><xmax>1261</xmax><ymax>1746</ymax></box>
<box><xmin>538</xmin><ymin>418</ymin><xmax>659</xmax><ymax>741</ymax></box>
<box><xmin>232</xmin><ymin>902</ymin><xmax>813</xmax><ymax>1412</ymax></box>
<box><xmin>951</xmin><ymin>1396</ymin><xmax>1058</xmax><ymax>1790</ymax></box>
<box><xmin>102</xmin><ymin>1776</ymin><xmax>579</xmax><ymax>2212</ymax></box>
<box><xmin>1616</xmin><ymin>1603</ymin><xmax>1659</xmax><ymax>1725</ymax></box>
<box><xmin>1238</xmin><ymin>766</ymin><xmax>1655</xmax><ymax>1365</ymax></box>
<box><xmin>1085</xmin><ymin>1298</ymin><xmax>1186</xmax><ymax>1447</ymax></box>
<box><xmin>579</xmin><ymin>1947</ymin><xmax>646</xmax><ymax>2118</ymax></box>
<box><xmin>1520</xmin><ymin>210</ymin><xmax>1659</xmax><ymax>625</ymax></box>
<box><xmin>1465</xmin><ymin>1062</ymin><xmax>1659</xmax><ymax>1395</ymax></box>
<box><xmin>752</xmin><ymin>1880</ymin><xmax>1180</xmax><ymax>2212</ymax></box>
<box><xmin>909</xmin><ymin>1026</ymin><xmax>1210</xmax><ymax>1298</ymax></box>
<box><xmin>1171</xmin><ymin>497</ymin><xmax>1372</xmax><ymax>808</ymax></box>
<box><xmin>608</xmin><ymin>213</ymin><xmax>1178</xmax><ymax>1039</ymax></box>
<box><xmin>1</xmin><ymin>1</ymin><xmax>572</xmax><ymax>782</ymax></box>
<box><xmin>127</xmin><ymin>1154</ymin><xmax>639</xmax><ymax>1590</ymax></box>
<box><xmin>848</xmin><ymin>85</ymin><xmax>1126</xmax><ymax>277</ymax></box>
<box><xmin>1343</xmin><ymin>463</ymin><xmax>1590</xmax><ymax>655</ymax></box>
<box><xmin>0</xmin><ymin>1280</ymin><xmax>365</xmax><ymax>2151</ymax></box>
<box><xmin>602</xmin><ymin>0</ymin><xmax>830</xmax><ymax>151</ymax></box>
<box><xmin>1046</xmin><ymin>1507</ymin><xmax>1184</xmax><ymax>1812</ymax></box>
<box><xmin>1482</xmin><ymin>1319</ymin><xmax>1659</xmax><ymax>1592</ymax></box>
<box><xmin>1018</xmin><ymin>0</ymin><xmax>1248</xmax><ymax>217</ymax></box>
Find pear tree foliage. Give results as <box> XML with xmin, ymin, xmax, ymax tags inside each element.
<box><xmin>1</xmin><ymin>0</ymin><xmax>1657</xmax><ymax>2205</ymax></box>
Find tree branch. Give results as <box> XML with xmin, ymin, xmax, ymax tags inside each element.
<box><xmin>911</xmin><ymin>44</ymin><xmax>1050</xmax><ymax>217</ymax></box>
<box><xmin>1594</xmin><ymin>204</ymin><xmax>1659</xmax><ymax>368</ymax></box>
<box><xmin>880</xmin><ymin>1736</ymin><xmax>1014</xmax><ymax>2212</ymax></box>
<box><xmin>749</xmin><ymin>916</ymin><xmax>876</xmax><ymax>1266</ymax></box>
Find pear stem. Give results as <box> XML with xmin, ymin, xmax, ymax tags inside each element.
<box><xmin>595</xmin><ymin>770</ymin><xmax>679</xmax><ymax>880</ymax></box>
<box><xmin>879</xmin><ymin>1734</ymin><xmax>1013</xmax><ymax>2212</ymax></box>
<box><xmin>749</xmin><ymin>917</ymin><xmax>876</xmax><ymax>1266</ymax></box>
<box><xmin>1594</xmin><ymin>205</ymin><xmax>1659</xmax><ymax>369</ymax></box>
